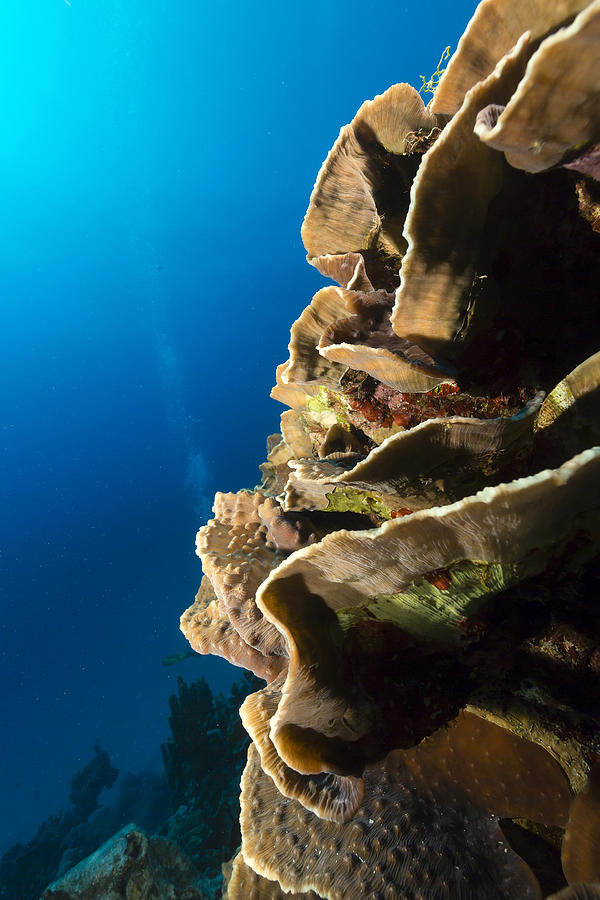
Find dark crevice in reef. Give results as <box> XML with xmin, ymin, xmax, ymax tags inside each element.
<box><xmin>458</xmin><ymin>167</ymin><xmax>600</xmax><ymax>395</ymax></box>
<box><xmin>499</xmin><ymin>818</ymin><xmax>567</xmax><ymax>898</ymax></box>
<box><xmin>338</xmin><ymin>551</ymin><xmax>600</xmax><ymax>772</ymax></box>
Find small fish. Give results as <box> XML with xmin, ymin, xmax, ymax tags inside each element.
<box><xmin>161</xmin><ymin>649</ymin><xmax>197</xmax><ymax>667</ymax></box>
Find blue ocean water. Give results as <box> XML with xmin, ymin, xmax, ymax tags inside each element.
<box><xmin>0</xmin><ymin>0</ymin><xmax>477</xmax><ymax>859</ymax></box>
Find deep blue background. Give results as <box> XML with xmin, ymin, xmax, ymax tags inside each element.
<box><xmin>0</xmin><ymin>0</ymin><xmax>476</xmax><ymax>853</ymax></box>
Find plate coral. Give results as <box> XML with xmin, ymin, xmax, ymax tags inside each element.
<box><xmin>182</xmin><ymin>1</ymin><xmax>600</xmax><ymax>896</ymax></box>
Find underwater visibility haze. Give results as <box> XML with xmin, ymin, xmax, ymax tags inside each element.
<box><xmin>0</xmin><ymin>0</ymin><xmax>479</xmax><ymax>874</ymax></box>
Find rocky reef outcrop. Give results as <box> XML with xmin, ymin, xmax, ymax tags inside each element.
<box><xmin>41</xmin><ymin>824</ymin><xmax>205</xmax><ymax>900</ymax></box>
<box><xmin>0</xmin><ymin>675</ymin><xmax>255</xmax><ymax>900</ymax></box>
<box><xmin>182</xmin><ymin>1</ymin><xmax>600</xmax><ymax>897</ymax></box>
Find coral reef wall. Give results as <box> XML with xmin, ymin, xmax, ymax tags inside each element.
<box><xmin>0</xmin><ymin>748</ymin><xmax>168</xmax><ymax>900</ymax></box>
<box><xmin>182</xmin><ymin>1</ymin><xmax>600</xmax><ymax>897</ymax></box>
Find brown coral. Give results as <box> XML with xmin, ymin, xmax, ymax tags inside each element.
<box><xmin>258</xmin><ymin>449</ymin><xmax>600</xmax><ymax>775</ymax></box>
<box><xmin>430</xmin><ymin>0</ymin><xmax>593</xmax><ymax>116</ymax></box>
<box><xmin>223</xmin><ymin>852</ymin><xmax>320</xmax><ymax>899</ymax></box>
<box><xmin>181</xmin><ymin>577</ymin><xmax>285</xmax><ymax>683</ymax></box>
<box><xmin>318</xmin><ymin>285</ymin><xmax>456</xmax><ymax>392</ymax></box>
<box><xmin>301</xmin><ymin>83</ymin><xmax>439</xmax><ymax>290</ymax></box>
<box><xmin>239</xmin><ymin>674</ymin><xmax>364</xmax><ymax>823</ymax></box>
<box><xmin>391</xmin><ymin>32</ymin><xmax>532</xmax><ymax>356</ymax></box>
<box><xmin>474</xmin><ymin>3</ymin><xmax>600</xmax><ymax>173</ymax></box>
<box><xmin>239</xmin><ymin>726</ymin><xmax>559</xmax><ymax>900</ymax></box>
<box><xmin>562</xmin><ymin>765</ymin><xmax>600</xmax><ymax>884</ymax></box>
<box><xmin>187</xmin><ymin>490</ymin><xmax>288</xmax><ymax>678</ymax></box>
<box><xmin>182</xmin><ymin>2</ymin><xmax>600</xmax><ymax>897</ymax></box>
<box><xmin>281</xmin><ymin>389</ymin><xmax>544</xmax><ymax>517</ymax></box>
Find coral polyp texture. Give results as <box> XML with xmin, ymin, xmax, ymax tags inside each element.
<box><xmin>181</xmin><ymin>0</ymin><xmax>600</xmax><ymax>896</ymax></box>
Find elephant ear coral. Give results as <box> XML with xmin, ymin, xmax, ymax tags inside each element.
<box><xmin>474</xmin><ymin>2</ymin><xmax>600</xmax><ymax>174</ymax></box>
<box><xmin>536</xmin><ymin>351</ymin><xmax>600</xmax><ymax>435</ymax></box>
<box><xmin>301</xmin><ymin>83</ymin><xmax>440</xmax><ymax>289</ymax></box>
<box><xmin>236</xmin><ymin>710</ymin><xmax>571</xmax><ymax>898</ymax></box>
<box><xmin>402</xmin><ymin>710</ymin><xmax>572</xmax><ymax>827</ymax></box>
<box><xmin>258</xmin><ymin>448</ymin><xmax>600</xmax><ymax>775</ymax></box>
<box><xmin>430</xmin><ymin>0</ymin><xmax>593</xmax><ymax>115</ymax></box>
<box><xmin>181</xmin><ymin>0</ymin><xmax>600</xmax><ymax>895</ymax></box>
<box><xmin>223</xmin><ymin>852</ymin><xmax>320</xmax><ymax>900</ymax></box>
<box><xmin>239</xmin><ymin>738</ymin><xmax>546</xmax><ymax>900</ymax></box>
<box><xmin>309</xmin><ymin>251</ymin><xmax>374</xmax><ymax>292</ymax></box>
<box><xmin>317</xmin><ymin>284</ymin><xmax>456</xmax><ymax>392</ymax></box>
<box><xmin>390</xmin><ymin>31</ymin><xmax>533</xmax><ymax>356</ymax></box>
<box><xmin>239</xmin><ymin>674</ymin><xmax>364</xmax><ymax>823</ymax></box>
<box><xmin>271</xmin><ymin>362</ymin><xmax>318</xmax><ymax>410</ymax></box>
<box><xmin>281</xmin><ymin>390</ymin><xmax>544</xmax><ymax>517</ymax></box>
<box><xmin>278</xmin><ymin>286</ymin><xmax>350</xmax><ymax>392</ymax></box>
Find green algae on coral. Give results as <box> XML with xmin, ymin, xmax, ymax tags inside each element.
<box><xmin>338</xmin><ymin>527</ymin><xmax>599</xmax><ymax>646</ymax></box>
<box><xmin>536</xmin><ymin>380</ymin><xmax>577</xmax><ymax>432</ymax></box>
<box><xmin>305</xmin><ymin>388</ymin><xmax>340</xmax><ymax>419</ymax></box>
<box><xmin>282</xmin><ymin>392</ymin><xmax>544</xmax><ymax>521</ymax></box>
<box><xmin>303</xmin><ymin>387</ymin><xmax>349</xmax><ymax>431</ymax></box>
<box><xmin>324</xmin><ymin>485</ymin><xmax>394</xmax><ymax>520</ymax></box>
<box><xmin>300</xmin><ymin>384</ymin><xmax>406</xmax><ymax>452</ymax></box>
<box><xmin>357</xmin><ymin>559</ymin><xmax>521</xmax><ymax>644</ymax></box>
<box><xmin>254</xmin><ymin>447</ymin><xmax>600</xmax><ymax>783</ymax></box>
